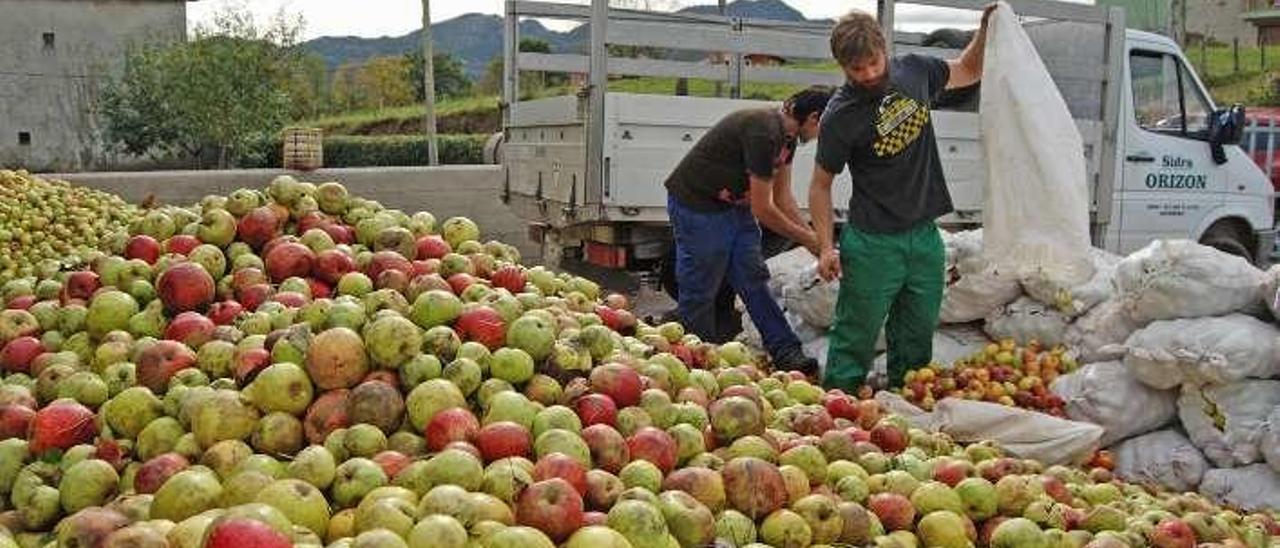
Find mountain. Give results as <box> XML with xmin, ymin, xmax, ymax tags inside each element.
<box><xmin>304</xmin><ymin>14</ymin><xmax>576</xmax><ymax>78</ymax></box>
<box><xmin>301</xmin><ymin>0</ymin><xmax>811</xmax><ymax>78</ymax></box>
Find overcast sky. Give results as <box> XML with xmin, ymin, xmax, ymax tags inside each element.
<box><xmin>187</xmin><ymin>0</ymin><xmax>988</xmax><ymax>40</ymax></box>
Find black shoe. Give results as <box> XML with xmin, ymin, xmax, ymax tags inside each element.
<box><xmin>773</xmin><ymin>346</ymin><xmax>818</xmax><ymax>377</ymax></box>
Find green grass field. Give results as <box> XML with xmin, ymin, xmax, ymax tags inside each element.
<box><xmin>1187</xmin><ymin>43</ymin><xmax>1280</xmax><ymax>105</ymax></box>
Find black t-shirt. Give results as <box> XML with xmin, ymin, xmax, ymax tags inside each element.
<box><xmin>665</xmin><ymin>108</ymin><xmax>796</xmax><ymax>211</ymax></box>
<box><xmin>816</xmin><ymin>54</ymin><xmax>954</xmax><ymax>233</ymax></box>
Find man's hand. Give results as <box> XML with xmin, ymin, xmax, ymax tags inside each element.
<box><xmin>981</xmin><ymin>2</ymin><xmax>997</xmax><ymax>27</ymax></box>
<box><xmin>817</xmin><ymin>248</ymin><xmax>841</xmax><ymax>281</ymax></box>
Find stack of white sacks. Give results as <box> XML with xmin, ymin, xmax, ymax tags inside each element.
<box><xmin>742</xmin><ymin>231</ymin><xmax>1280</xmax><ymax>510</ymax></box>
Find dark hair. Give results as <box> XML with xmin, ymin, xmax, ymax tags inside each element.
<box><xmin>785</xmin><ymin>85</ymin><xmax>834</xmax><ymax>123</ymax></box>
<box><xmin>830</xmin><ymin>10</ymin><xmax>886</xmax><ymax>67</ymax></box>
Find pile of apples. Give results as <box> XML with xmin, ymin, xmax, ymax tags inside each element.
<box><xmin>898</xmin><ymin>340</ymin><xmax>1079</xmax><ymax>416</ymax></box>
<box><xmin>0</xmin><ymin>171</ymin><xmax>139</xmax><ymax>284</ymax></box>
<box><xmin>0</xmin><ymin>176</ymin><xmax>1274</xmax><ymax>548</ymax></box>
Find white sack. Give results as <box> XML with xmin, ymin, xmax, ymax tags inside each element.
<box><xmin>980</xmin><ymin>2</ymin><xmax>1094</xmax><ymax>290</ymax></box>
<box><xmin>1199</xmin><ymin>464</ymin><xmax>1280</xmax><ymax>511</ymax></box>
<box><xmin>764</xmin><ymin>247</ymin><xmax>814</xmax><ymax>300</ymax></box>
<box><xmin>1022</xmin><ymin>247</ymin><xmax>1121</xmax><ymax>317</ymax></box>
<box><xmin>940</xmin><ymin>267</ymin><xmax>1023</xmax><ymax>324</ymax></box>
<box><xmin>1178</xmin><ymin>380</ymin><xmax>1280</xmax><ymax>468</ymax></box>
<box><xmin>1262</xmin><ymin>264</ymin><xmax>1280</xmax><ymax>320</ymax></box>
<box><xmin>1050</xmin><ymin>361</ymin><xmax>1177</xmax><ymax>447</ymax></box>
<box><xmin>1261</xmin><ymin>406</ymin><xmax>1280</xmax><ymax>474</ymax></box>
<box><xmin>1112</xmin><ymin>429</ymin><xmax>1209</xmax><ymax>493</ymax></box>
<box><xmin>933</xmin><ymin>324</ymin><xmax>992</xmax><ymax>367</ymax></box>
<box><xmin>876</xmin><ymin>392</ymin><xmax>1103</xmax><ymax>465</ymax></box>
<box><xmin>781</xmin><ymin>266</ymin><xmax>839</xmax><ymax>329</ymax></box>
<box><xmin>1113</xmin><ymin>239</ymin><xmax>1265</xmax><ymax>324</ymax></box>
<box><xmin>1114</xmin><ymin>314</ymin><xmax>1280</xmax><ymax>390</ymax></box>
<box><xmin>1063</xmin><ymin>298</ymin><xmax>1138</xmax><ymax>364</ymax></box>
<box><xmin>983</xmin><ymin>296</ymin><xmax>1072</xmax><ymax>346</ymax></box>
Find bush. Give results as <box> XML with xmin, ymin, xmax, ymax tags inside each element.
<box><xmin>241</xmin><ymin>134</ymin><xmax>487</xmax><ymax>168</ymax></box>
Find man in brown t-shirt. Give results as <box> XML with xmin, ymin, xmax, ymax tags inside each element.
<box><xmin>664</xmin><ymin>86</ymin><xmax>832</xmax><ymax>373</ymax></box>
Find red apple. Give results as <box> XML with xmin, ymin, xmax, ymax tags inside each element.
<box><xmin>204</xmin><ymin>518</ymin><xmax>291</xmax><ymax>548</ymax></box>
<box><xmin>589</xmin><ymin>364</ymin><xmax>643</xmax><ymax>408</ymax></box>
<box><xmin>134</xmin><ymin>453</ymin><xmax>190</xmax><ymax>494</ymax></box>
<box><xmin>574</xmin><ymin>393</ymin><xmax>618</xmax><ymax>428</ymax></box>
<box><xmin>165</xmin><ymin>235</ymin><xmax>201</xmax><ymax>256</ymax></box>
<box><xmin>1148</xmin><ymin>518</ymin><xmax>1196</xmax><ymax>548</ymax></box>
<box><xmin>0</xmin><ymin>336</ymin><xmax>45</xmax><ymax>374</ymax></box>
<box><xmin>823</xmin><ymin>392</ymin><xmax>861</xmax><ymax>422</ymax></box>
<box><xmin>313</xmin><ymin>249</ymin><xmax>355</xmax><ymax>285</ymax></box>
<box><xmin>373</xmin><ymin>450</ymin><xmax>411</xmax><ymax>479</ymax></box>
<box><xmin>28</xmin><ymin>400</ymin><xmax>97</xmax><ymax>454</ymax></box>
<box><xmin>581</xmin><ymin>424</ymin><xmax>629</xmax><ymax>475</ymax></box>
<box><xmin>364</xmin><ymin>251</ymin><xmax>413</xmax><ymax>281</ymax></box>
<box><xmin>236</xmin><ymin>284</ymin><xmax>274</xmax><ymax>312</ymax></box>
<box><xmin>867</xmin><ymin>492</ymin><xmax>915</xmax><ymax>531</ymax></box>
<box><xmin>425</xmin><ymin>407</ymin><xmax>480</xmax><ymax>452</ymax></box>
<box><xmin>455</xmin><ymin>305</ymin><xmax>505</xmax><ymax>350</ymax></box>
<box><xmin>207</xmin><ymin>301</ymin><xmax>244</xmax><ymax>326</ymax></box>
<box><xmin>157</xmin><ymin>262</ymin><xmax>215</xmax><ymax>313</ymax></box>
<box><xmin>63</xmin><ymin>271</ymin><xmax>102</xmax><ymax>302</ymax></box>
<box><xmin>296</xmin><ymin>212</ymin><xmax>330</xmax><ymax>235</ymax></box>
<box><xmin>0</xmin><ymin>404</ymin><xmax>35</xmax><ymax>440</ymax></box>
<box><xmin>323</xmin><ymin>223</ymin><xmax>354</xmax><ymax>245</ymax></box>
<box><xmin>272</xmin><ymin>292</ymin><xmax>308</xmax><ymax>309</ymax></box>
<box><xmin>6</xmin><ymin>296</ymin><xmax>35</xmax><ymax>310</ymax></box>
<box><xmin>626</xmin><ymin>427</ymin><xmax>678</xmax><ymax>474</ymax></box>
<box><xmin>264</xmin><ymin>242</ymin><xmax>316</xmax><ymax>283</ymax></box>
<box><xmin>164</xmin><ymin>311</ymin><xmax>215</xmax><ymax>348</ymax></box>
<box><xmin>124</xmin><ymin>235</ymin><xmax>162</xmax><ymax>264</ymax></box>
<box><xmin>869</xmin><ymin>421</ymin><xmax>907</xmax><ymax>454</ymax></box>
<box><xmin>416</xmin><ymin>235</ymin><xmax>452</xmax><ymax>260</ymax></box>
<box><xmin>136</xmin><ymin>340</ymin><xmax>197</xmax><ymax>392</ymax></box>
<box><xmin>475</xmin><ymin>421</ymin><xmax>532</xmax><ymax>462</ymax></box>
<box><xmin>490</xmin><ymin>265</ymin><xmax>526</xmax><ymax>293</ymax></box>
<box><xmin>237</xmin><ymin>206</ymin><xmax>281</xmax><ymax>250</ymax></box>
<box><xmin>515</xmin><ymin>478</ymin><xmax>584</xmax><ymax>543</ymax></box>
<box><xmin>447</xmin><ymin>273</ymin><xmax>479</xmax><ymax>295</ymax></box>
<box><xmin>533</xmin><ymin>453</ymin><xmax>589</xmax><ymax>495</ymax></box>
<box><xmin>233</xmin><ymin>348</ymin><xmax>272</xmax><ymax>384</ymax></box>
<box><xmin>231</xmin><ymin>268</ymin><xmax>268</xmax><ymax>294</ymax></box>
<box><xmin>932</xmin><ymin>458</ymin><xmax>974</xmax><ymax>487</ymax></box>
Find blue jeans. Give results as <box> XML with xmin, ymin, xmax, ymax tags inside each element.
<box><xmin>667</xmin><ymin>195</ymin><xmax>801</xmax><ymax>359</ymax></box>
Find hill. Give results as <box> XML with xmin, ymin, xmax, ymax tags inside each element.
<box><xmin>301</xmin><ymin>0</ymin><xmax>813</xmax><ymax>78</ymax></box>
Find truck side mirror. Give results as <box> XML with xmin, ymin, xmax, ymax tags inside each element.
<box><xmin>1209</xmin><ymin>104</ymin><xmax>1246</xmax><ymax>146</ymax></box>
<box><xmin>1207</xmin><ymin>104</ymin><xmax>1246</xmax><ymax>165</ymax></box>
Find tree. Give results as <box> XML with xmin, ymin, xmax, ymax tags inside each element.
<box><xmin>406</xmin><ymin>51</ymin><xmax>471</xmax><ymax>101</ymax></box>
<box><xmin>100</xmin><ymin>7</ymin><xmax>318</xmax><ymax>168</ymax></box>
<box><xmin>477</xmin><ymin>38</ymin><xmax>567</xmax><ymax>97</ymax></box>
<box><xmin>357</xmin><ymin>56</ymin><xmax>415</xmax><ymax>109</ymax></box>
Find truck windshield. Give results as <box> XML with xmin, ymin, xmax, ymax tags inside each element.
<box><xmin>1131</xmin><ymin>49</ymin><xmax>1212</xmax><ymax>139</ymax></box>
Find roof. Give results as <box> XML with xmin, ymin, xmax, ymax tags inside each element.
<box><xmin>1241</xmin><ymin>8</ymin><xmax>1280</xmax><ymax>22</ymax></box>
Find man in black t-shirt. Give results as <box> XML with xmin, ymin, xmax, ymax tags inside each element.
<box><xmin>808</xmin><ymin>8</ymin><xmax>993</xmax><ymax>391</ymax></box>
<box><xmin>665</xmin><ymin>87</ymin><xmax>833</xmax><ymax>374</ymax></box>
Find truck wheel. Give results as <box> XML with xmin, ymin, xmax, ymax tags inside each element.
<box><xmin>1200</xmin><ymin>221</ymin><xmax>1254</xmax><ymax>261</ymax></box>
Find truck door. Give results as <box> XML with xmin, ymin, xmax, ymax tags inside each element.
<box><xmin>1118</xmin><ymin>47</ymin><xmax>1224</xmax><ymax>253</ymax></box>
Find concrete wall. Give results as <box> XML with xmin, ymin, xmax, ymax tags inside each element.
<box><xmin>49</xmin><ymin>166</ymin><xmax>543</xmax><ymax>264</ymax></box>
<box><xmin>0</xmin><ymin>0</ymin><xmax>187</xmax><ymax>172</ymax></box>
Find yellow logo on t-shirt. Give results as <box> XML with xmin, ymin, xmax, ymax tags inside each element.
<box><xmin>872</xmin><ymin>92</ymin><xmax>929</xmax><ymax>158</ymax></box>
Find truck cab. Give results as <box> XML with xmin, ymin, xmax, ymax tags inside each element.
<box><xmin>1112</xmin><ymin>30</ymin><xmax>1275</xmax><ymax>261</ymax></box>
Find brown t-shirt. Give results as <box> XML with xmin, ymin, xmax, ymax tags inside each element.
<box><xmin>665</xmin><ymin>108</ymin><xmax>796</xmax><ymax>211</ymax></box>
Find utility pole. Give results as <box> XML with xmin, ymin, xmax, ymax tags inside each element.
<box><xmin>422</xmin><ymin>0</ymin><xmax>439</xmax><ymax>166</ymax></box>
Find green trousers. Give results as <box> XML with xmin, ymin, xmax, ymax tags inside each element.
<box><xmin>823</xmin><ymin>221</ymin><xmax>945</xmax><ymax>391</ymax></box>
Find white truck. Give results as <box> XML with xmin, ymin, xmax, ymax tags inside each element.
<box><xmin>498</xmin><ymin>0</ymin><xmax>1276</xmax><ymax>295</ymax></box>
